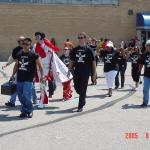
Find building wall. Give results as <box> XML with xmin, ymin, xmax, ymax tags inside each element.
<box><xmin>0</xmin><ymin>0</ymin><xmax>150</xmax><ymax>60</ymax></box>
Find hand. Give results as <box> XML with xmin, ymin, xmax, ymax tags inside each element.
<box><xmin>67</xmin><ymin>70</ymin><xmax>71</xmax><ymax>78</ymax></box>
<box><xmin>138</xmin><ymin>70</ymin><xmax>141</xmax><ymax>76</ymax></box>
<box><xmin>92</xmin><ymin>73</ymin><xmax>97</xmax><ymax>82</ymax></box>
<box><xmin>40</xmin><ymin>77</ymin><xmax>44</xmax><ymax>83</ymax></box>
<box><xmin>10</xmin><ymin>75</ymin><xmax>15</xmax><ymax>81</ymax></box>
<box><xmin>40</xmin><ymin>76</ymin><xmax>46</xmax><ymax>83</ymax></box>
<box><xmin>2</xmin><ymin>64</ymin><xmax>8</xmax><ymax>70</ymax></box>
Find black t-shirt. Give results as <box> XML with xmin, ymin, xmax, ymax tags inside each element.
<box><xmin>101</xmin><ymin>50</ymin><xmax>119</xmax><ymax>72</ymax></box>
<box><xmin>89</xmin><ymin>45</ymin><xmax>97</xmax><ymax>57</ymax></box>
<box><xmin>60</xmin><ymin>55</ymin><xmax>70</xmax><ymax>67</ymax></box>
<box><xmin>130</xmin><ymin>52</ymin><xmax>141</xmax><ymax>69</ymax></box>
<box><xmin>117</xmin><ymin>55</ymin><xmax>127</xmax><ymax>67</ymax></box>
<box><xmin>12</xmin><ymin>46</ymin><xmax>22</xmax><ymax>59</ymax></box>
<box><xmin>70</xmin><ymin>45</ymin><xmax>95</xmax><ymax>76</ymax></box>
<box><xmin>140</xmin><ymin>52</ymin><xmax>150</xmax><ymax>78</ymax></box>
<box><xmin>16</xmin><ymin>51</ymin><xmax>39</xmax><ymax>82</ymax></box>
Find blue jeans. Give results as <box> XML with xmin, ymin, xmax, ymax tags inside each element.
<box><xmin>32</xmin><ymin>84</ymin><xmax>37</xmax><ymax>101</ymax></box>
<box><xmin>17</xmin><ymin>82</ymin><xmax>34</xmax><ymax>113</ymax></box>
<box><xmin>143</xmin><ymin>76</ymin><xmax>150</xmax><ymax>105</ymax></box>
<box><xmin>10</xmin><ymin>84</ymin><xmax>37</xmax><ymax>105</ymax></box>
<box><xmin>10</xmin><ymin>92</ymin><xmax>17</xmax><ymax>104</ymax></box>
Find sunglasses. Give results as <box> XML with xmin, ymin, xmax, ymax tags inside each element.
<box><xmin>23</xmin><ymin>43</ymin><xmax>30</xmax><ymax>46</ymax></box>
<box><xmin>78</xmin><ymin>36</ymin><xmax>85</xmax><ymax>39</ymax></box>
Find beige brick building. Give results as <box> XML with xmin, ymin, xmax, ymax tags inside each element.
<box><xmin>0</xmin><ymin>0</ymin><xmax>150</xmax><ymax>60</ymax></box>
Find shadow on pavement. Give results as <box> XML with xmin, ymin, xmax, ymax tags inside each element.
<box><xmin>0</xmin><ymin>105</ymin><xmax>59</xmax><ymax>122</ymax></box>
<box><xmin>0</xmin><ymin>85</ymin><xmax>136</xmax><ymax>138</ymax></box>
<box><xmin>122</xmin><ymin>104</ymin><xmax>150</xmax><ymax>109</ymax></box>
<box><xmin>0</xmin><ymin>105</ymin><xmax>20</xmax><ymax>111</ymax></box>
<box><xmin>49</xmin><ymin>98</ymin><xmax>63</xmax><ymax>103</ymax></box>
<box><xmin>46</xmin><ymin>107</ymin><xmax>78</xmax><ymax>115</ymax></box>
<box><xmin>115</xmin><ymin>89</ymin><xmax>134</xmax><ymax>92</ymax></box>
<box><xmin>0</xmin><ymin>114</ymin><xmax>27</xmax><ymax>121</ymax></box>
<box><xmin>34</xmin><ymin>106</ymin><xmax>59</xmax><ymax>110</ymax></box>
<box><xmin>86</xmin><ymin>94</ymin><xmax>107</xmax><ymax>99</ymax></box>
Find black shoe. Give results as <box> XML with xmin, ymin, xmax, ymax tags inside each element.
<box><xmin>121</xmin><ymin>86</ymin><xmax>124</xmax><ymax>89</ymax></box>
<box><xmin>19</xmin><ymin>113</ymin><xmax>27</xmax><ymax>118</ymax></box>
<box><xmin>115</xmin><ymin>86</ymin><xmax>119</xmax><ymax>89</ymax></box>
<box><xmin>93</xmin><ymin>81</ymin><xmax>97</xmax><ymax>85</ymax></box>
<box><xmin>91</xmin><ymin>82</ymin><xmax>95</xmax><ymax>85</ymax></box>
<box><xmin>140</xmin><ymin>103</ymin><xmax>148</xmax><ymax>107</ymax></box>
<box><xmin>27</xmin><ymin>112</ymin><xmax>33</xmax><ymax>118</ymax></box>
<box><xmin>77</xmin><ymin>108</ymin><xmax>83</xmax><ymax>112</ymax></box>
<box><xmin>106</xmin><ymin>93</ymin><xmax>112</xmax><ymax>97</ymax></box>
<box><xmin>33</xmin><ymin>100</ymin><xmax>37</xmax><ymax>104</ymax></box>
<box><xmin>108</xmin><ymin>93</ymin><xmax>112</xmax><ymax>97</ymax></box>
<box><xmin>49</xmin><ymin>95</ymin><xmax>52</xmax><ymax>98</ymax></box>
<box><xmin>5</xmin><ymin>102</ymin><xmax>15</xmax><ymax>107</ymax></box>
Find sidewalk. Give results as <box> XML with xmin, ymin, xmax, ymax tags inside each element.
<box><xmin>0</xmin><ymin>62</ymin><xmax>150</xmax><ymax>150</ymax></box>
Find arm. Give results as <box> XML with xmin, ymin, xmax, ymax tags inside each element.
<box><xmin>68</xmin><ymin>60</ymin><xmax>74</xmax><ymax>71</ymax></box>
<box><xmin>7</xmin><ymin>55</ymin><xmax>14</xmax><ymax>65</ymax></box>
<box><xmin>139</xmin><ymin>64</ymin><xmax>143</xmax><ymax>73</ymax></box>
<box><xmin>2</xmin><ymin>55</ymin><xmax>14</xmax><ymax>69</ymax></box>
<box><xmin>92</xmin><ymin>61</ymin><xmax>97</xmax><ymax>81</ymax></box>
<box><xmin>11</xmin><ymin>60</ymin><xmax>18</xmax><ymax>79</ymax></box>
<box><xmin>39</xmin><ymin>41</ymin><xmax>53</xmax><ymax>54</ymax></box>
<box><xmin>36</xmin><ymin>58</ymin><xmax>44</xmax><ymax>81</ymax></box>
<box><xmin>67</xmin><ymin>60</ymin><xmax>74</xmax><ymax>77</ymax></box>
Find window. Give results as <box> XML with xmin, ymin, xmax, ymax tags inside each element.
<box><xmin>0</xmin><ymin>0</ymin><xmax>119</xmax><ymax>5</ymax></box>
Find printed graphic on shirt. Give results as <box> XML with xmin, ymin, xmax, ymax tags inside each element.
<box><xmin>145</xmin><ymin>56</ymin><xmax>150</xmax><ymax>68</ymax></box>
<box><xmin>18</xmin><ymin>56</ymin><xmax>29</xmax><ymax>71</ymax></box>
<box><xmin>76</xmin><ymin>52</ymin><xmax>86</xmax><ymax>63</ymax></box>
<box><xmin>131</xmin><ymin>55</ymin><xmax>139</xmax><ymax>64</ymax></box>
<box><xmin>105</xmin><ymin>54</ymin><xmax>113</xmax><ymax>63</ymax></box>
<box><xmin>63</xmin><ymin>57</ymin><xmax>69</xmax><ymax>65</ymax></box>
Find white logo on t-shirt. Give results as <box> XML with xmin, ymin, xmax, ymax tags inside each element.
<box><xmin>131</xmin><ymin>55</ymin><xmax>138</xmax><ymax>64</ymax></box>
<box><xmin>19</xmin><ymin>58</ymin><xmax>29</xmax><ymax>71</ymax></box>
<box><xmin>76</xmin><ymin>52</ymin><xmax>86</xmax><ymax>63</ymax></box>
<box><xmin>146</xmin><ymin>56</ymin><xmax>150</xmax><ymax>68</ymax></box>
<box><xmin>105</xmin><ymin>55</ymin><xmax>112</xmax><ymax>63</ymax></box>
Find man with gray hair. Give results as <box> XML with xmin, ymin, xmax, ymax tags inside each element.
<box><xmin>3</xmin><ymin>36</ymin><xmax>25</xmax><ymax>107</ymax></box>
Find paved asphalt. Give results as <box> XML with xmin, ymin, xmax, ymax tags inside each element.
<box><xmin>0</xmin><ymin>62</ymin><xmax>150</xmax><ymax>150</ymax></box>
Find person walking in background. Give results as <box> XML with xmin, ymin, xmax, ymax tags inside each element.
<box><xmin>60</xmin><ymin>47</ymin><xmax>70</xmax><ymax>67</ymax></box>
<box><xmin>60</xmin><ymin>47</ymin><xmax>72</xmax><ymax>101</ymax></box>
<box><xmin>100</xmin><ymin>41</ymin><xmax>119</xmax><ymax>97</ymax></box>
<box><xmin>139</xmin><ymin>40</ymin><xmax>150</xmax><ymax>107</ymax></box>
<box><xmin>130</xmin><ymin>46</ymin><xmax>141</xmax><ymax>88</ymax></box>
<box><xmin>115</xmin><ymin>48</ymin><xmax>128</xmax><ymax>89</ymax></box>
<box><xmin>89</xmin><ymin>37</ymin><xmax>98</xmax><ymax>85</ymax></box>
<box><xmin>11</xmin><ymin>38</ymin><xmax>43</xmax><ymax>118</ymax></box>
<box><xmin>97</xmin><ymin>37</ymin><xmax>104</xmax><ymax>50</ymax></box>
<box><xmin>64</xmin><ymin>38</ymin><xmax>74</xmax><ymax>50</ymax></box>
<box><xmin>2</xmin><ymin>36</ymin><xmax>25</xmax><ymax>107</ymax></box>
<box><xmin>68</xmin><ymin>32</ymin><xmax>96</xmax><ymax>112</ymax></box>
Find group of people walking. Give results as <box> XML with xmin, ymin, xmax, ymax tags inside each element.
<box><xmin>1</xmin><ymin>31</ymin><xmax>150</xmax><ymax>119</ymax></box>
